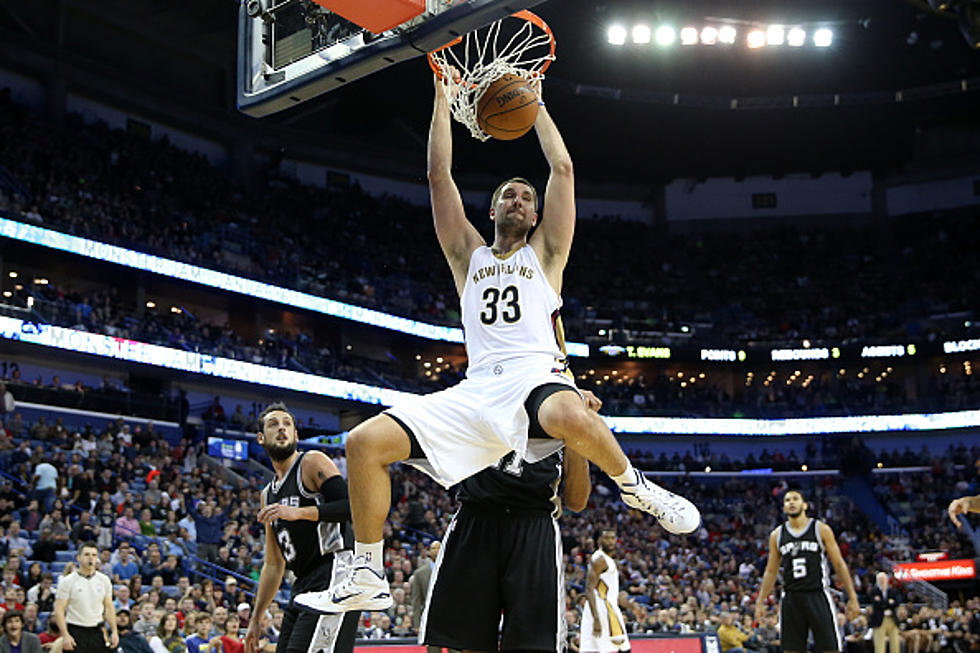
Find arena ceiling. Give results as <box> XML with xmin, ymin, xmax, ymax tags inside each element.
<box><xmin>2</xmin><ymin>0</ymin><xmax>980</xmax><ymax>185</ymax></box>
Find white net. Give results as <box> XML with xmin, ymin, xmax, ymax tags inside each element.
<box><xmin>428</xmin><ymin>12</ymin><xmax>555</xmax><ymax>141</ymax></box>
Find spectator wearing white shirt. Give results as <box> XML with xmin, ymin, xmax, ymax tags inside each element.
<box><xmin>0</xmin><ymin>383</ymin><xmax>13</xmax><ymax>415</ymax></box>
<box><xmin>26</xmin><ymin>574</ymin><xmax>55</xmax><ymax>612</ymax></box>
<box><xmin>31</xmin><ymin>459</ymin><xmax>58</xmax><ymax>512</ymax></box>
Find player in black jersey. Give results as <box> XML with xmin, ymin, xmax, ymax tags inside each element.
<box><xmin>244</xmin><ymin>403</ymin><xmax>359</xmax><ymax>653</ymax></box>
<box><xmin>754</xmin><ymin>490</ymin><xmax>860</xmax><ymax>653</ymax></box>
<box><xmin>418</xmin><ymin>385</ymin><xmax>594</xmax><ymax>653</ymax></box>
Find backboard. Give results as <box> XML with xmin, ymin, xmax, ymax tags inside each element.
<box><xmin>237</xmin><ymin>0</ymin><xmax>547</xmax><ymax>117</ymax></box>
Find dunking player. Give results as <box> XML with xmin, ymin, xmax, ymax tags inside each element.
<box><xmin>243</xmin><ymin>403</ymin><xmax>358</xmax><ymax>653</ymax></box>
<box><xmin>580</xmin><ymin>529</ymin><xmax>631</xmax><ymax>653</ymax></box>
<box><xmin>297</xmin><ymin>70</ymin><xmax>699</xmax><ymax>614</ymax></box>
<box><xmin>754</xmin><ymin>489</ymin><xmax>860</xmax><ymax>653</ymax></box>
<box><xmin>419</xmin><ymin>391</ymin><xmax>597</xmax><ymax>652</ymax></box>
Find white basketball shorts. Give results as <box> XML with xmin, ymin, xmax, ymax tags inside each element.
<box><xmin>386</xmin><ymin>355</ymin><xmax>579</xmax><ymax>488</ymax></box>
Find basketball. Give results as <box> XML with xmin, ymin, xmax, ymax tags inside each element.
<box><xmin>476</xmin><ymin>74</ymin><xmax>539</xmax><ymax>140</ymax></box>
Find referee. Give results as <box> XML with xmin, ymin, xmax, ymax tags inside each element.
<box><xmin>53</xmin><ymin>542</ymin><xmax>118</xmax><ymax>651</ymax></box>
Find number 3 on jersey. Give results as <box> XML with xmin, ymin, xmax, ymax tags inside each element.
<box><xmin>481</xmin><ymin>285</ymin><xmax>521</xmax><ymax>325</ymax></box>
<box><xmin>277</xmin><ymin>529</ymin><xmax>296</xmax><ymax>562</ymax></box>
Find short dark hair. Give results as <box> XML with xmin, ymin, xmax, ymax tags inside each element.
<box><xmin>2</xmin><ymin>610</ymin><xmax>23</xmax><ymax>630</ymax></box>
<box><xmin>785</xmin><ymin>489</ymin><xmax>806</xmax><ymax>501</ymax></box>
<box><xmin>595</xmin><ymin>527</ymin><xmax>616</xmax><ymax>541</ymax></box>
<box><xmin>78</xmin><ymin>541</ymin><xmax>99</xmax><ymax>555</ymax></box>
<box><xmin>491</xmin><ymin>177</ymin><xmax>538</xmax><ymax>211</ymax></box>
<box><xmin>257</xmin><ymin>402</ymin><xmax>295</xmax><ymax>431</ymax></box>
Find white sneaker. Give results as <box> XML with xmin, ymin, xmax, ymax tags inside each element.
<box><xmin>294</xmin><ymin>559</ymin><xmax>393</xmax><ymax>613</ymax></box>
<box><xmin>620</xmin><ymin>470</ymin><xmax>701</xmax><ymax>534</ymax></box>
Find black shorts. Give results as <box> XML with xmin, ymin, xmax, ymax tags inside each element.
<box><xmin>67</xmin><ymin>624</ymin><xmax>111</xmax><ymax>651</ymax></box>
<box><xmin>420</xmin><ymin>504</ymin><xmax>564</xmax><ymax>652</ymax></box>
<box><xmin>277</xmin><ymin>606</ymin><xmax>359</xmax><ymax>653</ymax></box>
<box><xmin>781</xmin><ymin>590</ymin><xmax>841</xmax><ymax>652</ymax></box>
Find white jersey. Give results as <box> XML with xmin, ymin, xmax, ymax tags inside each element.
<box><xmin>461</xmin><ymin>245</ymin><xmax>566</xmax><ymax>374</ymax></box>
<box><xmin>593</xmin><ymin>550</ymin><xmax>620</xmax><ymax>600</ymax></box>
<box><xmin>580</xmin><ymin>549</ymin><xmax>629</xmax><ymax>652</ymax></box>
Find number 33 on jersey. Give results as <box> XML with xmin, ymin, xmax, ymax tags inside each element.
<box><xmin>462</xmin><ymin>246</ymin><xmax>567</xmax><ymax>372</ymax></box>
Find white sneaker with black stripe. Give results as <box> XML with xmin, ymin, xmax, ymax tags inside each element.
<box><xmin>619</xmin><ymin>470</ymin><xmax>701</xmax><ymax>534</ymax></box>
<box><xmin>294</xmin><ymin>558</ymin><xmax>393</xmax><ymax>613</ymax></box>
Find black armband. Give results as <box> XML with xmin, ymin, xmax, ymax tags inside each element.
<box><xmin>316</xmin><ymin>475</ymin><xmax>351</xmax><ymax>523</ymax></box>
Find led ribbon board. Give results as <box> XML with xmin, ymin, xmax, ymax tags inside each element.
<box><xmin>603</xmin><ymin>410</ymin><xmax>980</xmax><ymax>436</ymax></box>
<box><xmin>3</xmin><ymin>315</ymin><xmax>979</xmax><ymax>436</ymax></box>
<box><xmin>0</xmin><ymin>315</ymin><xmax>412</xmax><ymax>407</ymax></box>
<box><xmin>0</xmin><ymin>217</ymin><xmax>588</xmax><ymax>357</ymax></box>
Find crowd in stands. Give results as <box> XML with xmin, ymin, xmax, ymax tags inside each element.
<box><xmin>11</xmin><ymin>277</ymin><xmax>460</xmax><ymax>396</ymax></box>
<box><xmin>5</xmin><ymin>263</ymin><xmax>980</xmax><ymax>419</ymax></box>
<box><xmin>580</xmin><ymin>365</ymin><xmax>980</xmax><ymax>418</ymax></box>
<box><xmin>0</xmin><ymin>389</ymin><xmax>974</xmax><ymax>643</ymax></box>
<box><xmin>1</xmin><ymin>89</ymin><xmax>979</xmax><ymax>419</ymax></box>
<box><xmin>0</xmin><ymin>84</ymin><xmax>978</xmax><ymax>644</ymax></box>
<box><xmin>0</xmin><ymin>88</ymin><xmax>979</xmax><ymax>353</ymax></box>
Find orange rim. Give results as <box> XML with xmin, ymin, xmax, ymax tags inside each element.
<box><xmin>427</xmin><ymin>10</ymin><xmax>556</xmax><ymax>80</ymax></box>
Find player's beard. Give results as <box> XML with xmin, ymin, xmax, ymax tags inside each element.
<box><xmin>786</xmin><ymin>507</ymin><xmax>803</xmax><ymax>518</ymax></box>
<box><xmin>497</xmin><ymin>211</ymin><xmax>531</xmax><ymax>238</ymax></box>
<box><xmin>263</xmin><ymin>439</ymin><xmax>297</xmax><ymax>462</ymax></box>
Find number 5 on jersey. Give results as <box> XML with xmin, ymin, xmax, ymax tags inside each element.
<box><xmin>792</xmin><ymin>558</ymin><xmax>807</xmax><ymax>578</ymax></box>
<box><xmin>481</xmin><ymin>285</ymin><xmax>521</xmax><ymax>325</ymax></box>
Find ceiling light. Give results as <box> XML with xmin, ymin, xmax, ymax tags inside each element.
<box><xmin>787</xmin><ymin>27</ymin><xmax>806</xmax><ymax>46</ymax></box>
<box><xmin>145</xmin><ymin>301</ymin><xmax>156</xmax><ymax>309</ymax></box>
<box><xmin>700</xmin><ymin>26</ymin><xmax>718</xmax><ymax>45</ymax></box>
<box><xmin>718</xmin><ymin>25</ymin><xmax>737</xmax><ymax>44</ymax></box>
<box><xmin>813</xmin><ymin>28</ymin><xmax>833</xmax><ymax>47</ymax></box>
<box><xmin>680</xmin><ymin>26</ymin><xmax>699</xmax><ymax>45</ymax></box>
<box><xmin>747</xmin><ymin>29</ymin><xmax>766</xmax><ymax>48</ymax></box>
<box><xmin>655</xmin><ymin>26</ymin><xmax>676</xmax><ymax>46</ymax></box>
<box><xmin>632</xmin><ymin>24</ymin><xmax>651</xmax><ymax>44</ymax></box>
<box><xmin>766</xmin><ymin>25</ymin><xmax>785</xmax><ymax>46</ymax></box>
<box><xmin>608</xmin><ymin>25</ymin><xmax>627</xmax><ymax>45</ymax></box>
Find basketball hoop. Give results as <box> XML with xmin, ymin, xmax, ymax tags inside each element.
<box><xmin>427</xmin><ymin>10</ymin><xmax>556</xmax><ymax>141</ymax></box>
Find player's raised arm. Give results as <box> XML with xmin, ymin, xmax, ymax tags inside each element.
<box><xmin>428</xmin><ymin>71</ymin><xmax>484</xmax><ymax>294</ymax></box>
<box><xmin>754</xmin><ymin>528</ymin><xmax>782</xmax><ymax>623</ymax></box>
<box><xmin>529</xmin><ymin>92</ymin><xmax>575</xmax><ymax>289</ymax></box>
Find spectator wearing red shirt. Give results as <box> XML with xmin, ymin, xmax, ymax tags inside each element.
<box><xmin>211</xmin><ymin>614</ymin><xmax>244</xmax><ymax>653</ymax></box>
